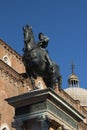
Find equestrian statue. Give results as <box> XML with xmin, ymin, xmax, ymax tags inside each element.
<box><xmin>22</xmin><ymin>24</ymin><xmax>62</xmax><ymax>90</ymax></box>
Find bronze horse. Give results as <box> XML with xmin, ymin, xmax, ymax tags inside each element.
<box><xmin>22</xmin><ymin>24</ymin><xmax>62</xmax><ymax>90</ymax></box>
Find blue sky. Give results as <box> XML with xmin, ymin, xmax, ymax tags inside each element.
<box><xmin>0</xmin><ymin>0</ymin><xmax>87</xmax><ymax>89</ymax></box>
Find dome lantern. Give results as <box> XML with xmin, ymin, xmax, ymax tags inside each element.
<box><xmin>68</xmin><ymin>63</ymin><xmax>79</xmax><ymax>87</ymax></box>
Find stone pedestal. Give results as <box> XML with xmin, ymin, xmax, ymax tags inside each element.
<box><xmin>6</xmin><ymin>88</ymin><xmax>85</xmax><ymax>130</ymax></box>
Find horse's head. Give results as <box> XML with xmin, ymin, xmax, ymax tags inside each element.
<box><xmin>23</xmin><ymin>24</ymin><xmax>33</xmax><ymax>43</ymax></box>
<box><xmin>23</xmin><ymin>24</ymin><xmax>35</xmax><ymax>51</ymax></box>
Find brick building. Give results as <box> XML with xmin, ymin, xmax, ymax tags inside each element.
<box><xmin>0</xmin><ymin>39</ymin><xmax>87</xmax><ymax>130</ymax></box>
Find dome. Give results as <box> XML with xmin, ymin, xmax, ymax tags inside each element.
<box><xmin>65</xmin><ymin>64</ymin><xmax>87</xmax><ymax>106</ymax></box>
<box><xmin>64</xmin><ymin>87</ymin><xmax>87</xmax><ymax>106</ymax></box>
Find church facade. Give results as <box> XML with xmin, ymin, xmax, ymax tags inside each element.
<box><xmin>0</xmin><ymin>39</ymin><xmax>87</xmax><ymax>130</ymax></box>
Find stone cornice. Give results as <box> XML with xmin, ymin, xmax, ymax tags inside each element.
<box><xmin>0</xmin><ymin>39</ymin><xmax>22</xmax><ymax>62</ymax></box>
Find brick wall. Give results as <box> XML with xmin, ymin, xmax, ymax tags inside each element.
<box><xmin>0</xmin><ymin>39</ymin><xmax>25</xmax><ymax>73</ymax></box>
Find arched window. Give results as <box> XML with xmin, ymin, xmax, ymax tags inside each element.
<box><xmin>1</xmin><ymin>123</ymin><xmax>10</xmax><ymax>130</ymax></box>
<box><xmin>2</xmin><ymin>55</ymin><xmax>11</xmax><ymax>66</ymax></box>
